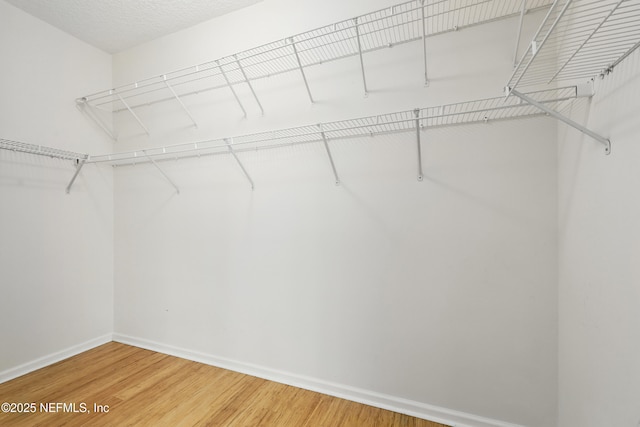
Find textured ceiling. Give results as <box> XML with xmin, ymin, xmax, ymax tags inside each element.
<box><xmin>4</xmin><ymin>0</ymin><xmax>264</xmax><ymax>53</ymax></box>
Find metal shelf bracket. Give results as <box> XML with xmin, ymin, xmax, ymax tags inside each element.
<box><xmin>226</xmin><ymin>138</ymin><xmax>255</xmax><ymax>190</ymax></box>
<box><xmin>143</xmin><ymin>150</ymin><xmax>180</xmax><ymax>193</ymax></box>
<box><xmin>218</xmin><ymin>60</ymin><xmax>248</xmax><ymax>117</ymax></box>
<box><xmin>235</xmin><ymin>56</ymin><xmax>265</xmax><ymax>115</ymax></box>
<box><xmin>414</xmin><ymin>109</ymin><xmax>424</xmax><ymax>181</ymax></box>
<box><xmin>354</xmin><ymin>17</ymin><xmax>369</xmax><ymax>97</ymax></box>
<box><xmin>510</xmin><ymin>88</ymin><xmax>611</xmax><ymax>154</ymax></box>
<box><xmin>319</xmin><ymin>125</ymin><xmax>340</xmax><ymax>185</ymax></box>
<box><xmin>163</xmin><ymin>76</ymin><xmax>198</xmax><ymax>128</ymax></box>
<box><xmin>420</xmin><ymin>0</ymin><xmax>429</xmax><ymax>86</ymax></box>
<box><xmin>66</xmin><ymin>158</ymin><xmax>87</xmax><ymax>194</ymax></box>
<box><xmin>290</xmin><ymin>38</ymin><xmax>314</xmax><ymax>103</ymax></box>
<box><xmin>76</xmin><ymin>98</ymin><xmax>117</xmax><ymax>141</ymax></box>
<box><xmin>116</xmin><ymin>92</ymin><xmax>150</xmax><ymax>136</ymax></box>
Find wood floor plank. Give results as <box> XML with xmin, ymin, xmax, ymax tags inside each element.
<box><xmin>1</xmin><ymin>343</ymin><xmax>141</xmax><ymax>401</ymax></box>
<box><xmin>0</xmin><ymin>342</ymin><xmax>449</xmax><ymax>427</ymax></box>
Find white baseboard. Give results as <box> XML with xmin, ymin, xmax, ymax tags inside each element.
<box><xmin>113</xmin><ymin>333</ymin><xmax>524</xmax><ymax>427</ymax></box>
<box><xmin>0</xmin><ymin>334</ymin><xmax>113</xmax><ymax>384</ymax></box>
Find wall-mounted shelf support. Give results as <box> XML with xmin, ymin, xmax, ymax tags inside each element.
<box><xmin>235</xmin><ymin>56</ymin><xmax>264</xmax><ymax>115</ymax></box>
<box><xmin>163</xmin><ymin>76</ymin><xmax>198</xmax><ymax>128</ymax></box>
<box><xmin>420</xmin><ymin>0</ymin><xmax>429</xmax><ymax>86</ymax></box>
<box><xmin>354</xmin><ymin>17</ymin><xmax>369</xmax><ymax>97</ymax></box>
<box><xmin>513</xmin><ymin>0</ymin><xmax>527</xmax><ymax>68</ymax></box>
<box><xmin>65</xmin><ymin>159</ymin><xmax>86</xmax><ymax>194</ymax></box>
<box><xmin>225</xmin><ymin>138</ymin><xmax>254</xmax><ymax>190</ymax></box>
<box><xmin>218</xmin><ymin>61</ymin><xmax>248</xmax><ymax>117</ymax></box>
<box><xmin>290</xmin><ymin>38</ymin><xmax>314</xmax><ymax>103</ymax></box>
<box><xmin>319</xmin><ymin>125</ymin><xmax>340</xmax><ymax>185</ymax></box>
<box><xmin>510</xmin><ymin>89</ymin><xmax>611</xmax><ymax>154</ymax></box>
<box><xmin>116</xmin><ymin>93</ymin><xmax>150</xmax><ymax>136</ymax></box>
<box><xmin>143</xmin><ymin>150</ymin><xmax>180</xmax><ymax>194</ymax></box>
<box><xmin>76</xmin><ymin>100</ymin><xmax>115</xmax><ymax>140</ymax></box>
<box><xmin>76</xmin><ymin>99</ymin><xmax>117</xmax><ymax>140</ymax></box>
<box><xmin>414</xmin><ymin>109</ymin><xmax>424</xmax><ymax>181</ymax></box>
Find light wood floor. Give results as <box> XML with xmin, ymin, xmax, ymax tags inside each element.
<box><xmin>0</xmin><ymin>342</ymin><xmax>446</xmax><ymax>426</ymax></box>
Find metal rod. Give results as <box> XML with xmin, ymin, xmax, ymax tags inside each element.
<box><xmin>421</xmin><ymin>0</ymin><xmax>429</xmax><ymax>86</ymax></box>
<box><xmin>116</xmin><ymin>93</ymin><xmax>150</xmax><ymax>135</ymax></box>
<box><xmin>76</xmin><ymin>100</ymin><xmax>117</xmax><ymax>140</ymax></box>
<box><xmin>414</xmin><ymin>109</ymin><xmax>424</xmax><ymax>181</ymax></box>
<box><xmin>225</xmin><ymin>138</ymin><xmax>254</xmax><ymax>190</ymax></box>
<box><xmin>290</xmin><ymin>38</ymin><xmax>314</xmax><ymax>103</ymax></box>
<box><xmin>354</xmin><ymin>17</ymin><xmax>369</xmax><ymax>97</ymax></box>
<box><xmin>513</xmin><ymin>0</ymin><xmax>527</xmax><ymax>68</ymax></box>
<box><xmin>218</xmin><ymin>61</ymin><xmax>247</xmax><ymax>117</ymax></box>
<box><xmin>66</xmin><ymin>159</ymin><xmax>86</xmax><ymax>194</ymax></box>
<box><xmin>511</xmin><ymin>89</ymin><xmax>610</xmax><ymax>154</ymax></box>
<box><xmin>319</xmin><ymin>127</ymin><xmax>340</xmax><ymax>185</ymax></box>
<box><xmin>143</xmin><ymin>151</ymin><xmax>180</xmax><ymax>194</ymax></box>
<box><xmin>164</xmin><ymin>77</ymin><xmax>198</xmax><ymax>127</ymax></box>
<box><xmin>235</xmin><ymin>56</ymin><xmax>264</xmax><ymax>115</ymax></box>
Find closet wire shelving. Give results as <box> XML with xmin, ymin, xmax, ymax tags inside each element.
<box><xmin>507</xmin><ymin>0</ymin><xmax>640</xmax><ymax>89</ymax></box>
<box><xmin>2</xmin><ymin>86</ymin><xmax>580</xmax><ymax>193</ymax></box>
<box><xmin>0</xmin><ymin>139</ymin><xmax>88</xmax><ymax>194</ymax></box>
<box><xmin>3</xmin><ymin>87</ymin><xmax>579</xmax><ymax>193</ymax></box>
<box><xmin>78</xmin><ymin>86</ymin><xmax>578</xmax><ymax>192</ymax></box>
<box><xmin>505</xmin><ymin>0</ymin><xmax>640</xmax><ymax>154</ymax></box>
<box><xmin>4</xmin><ymin>1</ymin><xmax>638</xmax><ymax>192</ymax></box>
<box><xmin>76</xmin><ymin>0</ymin><xmax>554</xmax><ymax>137</ymax></box>
<box><xmin>0</xmin><ymin>139</ymin><xmax>86</xmax><ymax>161</ymax></box>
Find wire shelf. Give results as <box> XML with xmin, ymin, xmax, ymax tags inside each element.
<box><xmin>0</xmin><ymin>139</ymin><xmax>88</xmax><ymax>161</ymax></box>
<box><xmin>507</xmin><ymin>0</ymin><xmax>640</xmax><ymax>90</ymax></box>
<box><xmin>86</xmin><ymin>86</ymin><xmax>578</xmax><ymax>166</ymax></box>
<box><xmin>80</xmin><ymin>0</ymin><xmax>553</xmax><ymax>113</ymax></box>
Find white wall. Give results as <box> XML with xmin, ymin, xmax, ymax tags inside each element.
<box><xmin>0</xmin><ymin>0</ymin><xmax>114</xmax><ymax>379</ymax></box>
<box><xmin>558</xmin><ymin>49</ymin><xmax>640</xmax><ymax>426</ymax></box>
<box><xmin>112</xmin><ymin>2</ymin><xmax>558</xmax><ymax>426</ymax></box>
